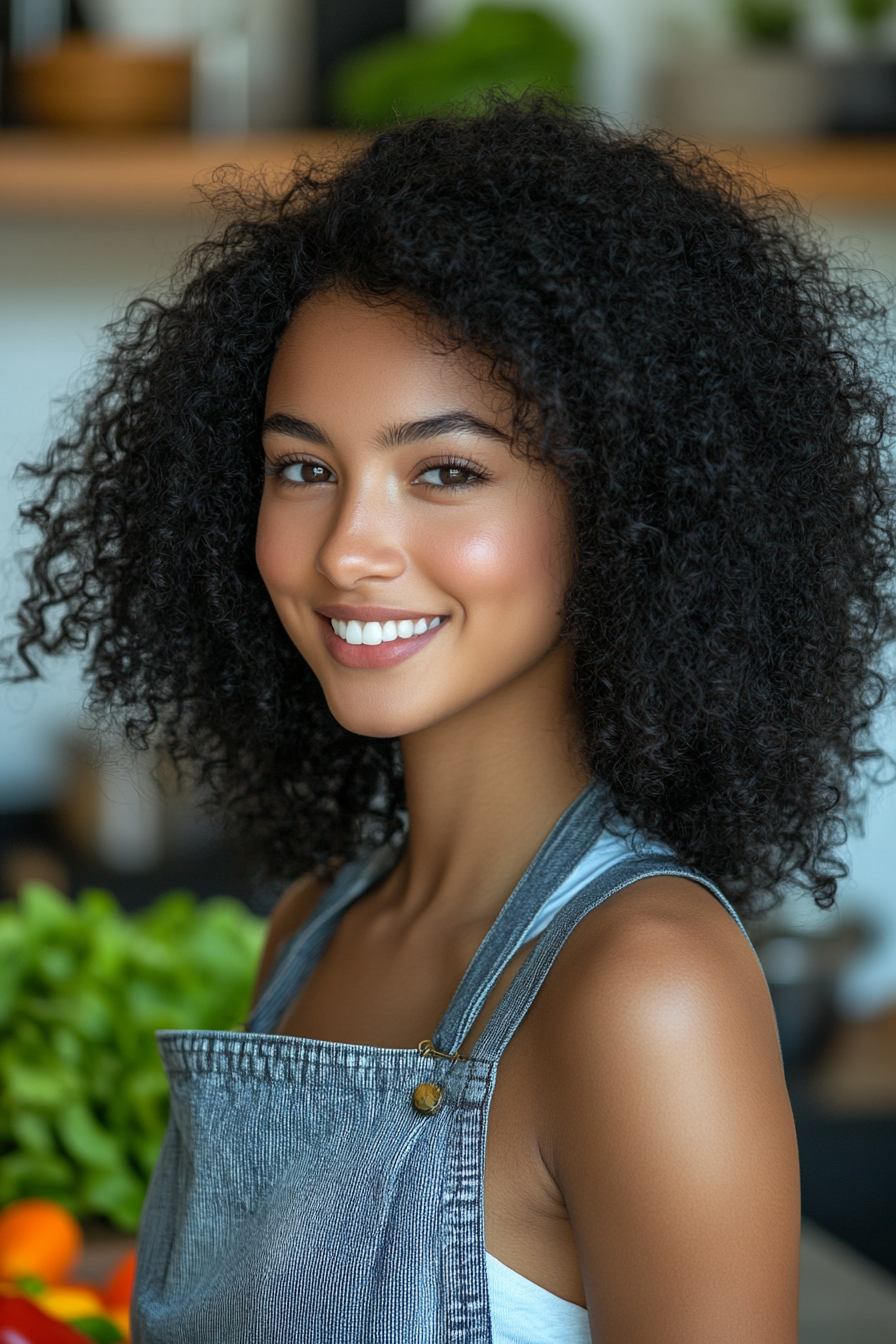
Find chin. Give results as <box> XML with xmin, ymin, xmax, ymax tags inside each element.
<box><xmin>324</xmin><ymin>694</ymin><xmax>431</xmax><ymax>741</ymax></box>
<box><xmin>323</xmin><ymin>682</ymin><xmax>469</xmax><ymax>740</ymax></box>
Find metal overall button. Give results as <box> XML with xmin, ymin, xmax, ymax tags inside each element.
<box><xmin>411</xmin><ymin>1038</ymin><xmax>470</xmax><ymax>1113</ymax></box>
<box><xmin>411</xmin><ymin>1082</ymin><xmax>444</xmax><ymax>1114</ymax></box>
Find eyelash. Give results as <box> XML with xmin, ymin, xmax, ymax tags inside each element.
<box><xmin>415</xmin><ymin>454</ymin><xmax>491</xmax><ymax>490</ymax></box>
<box><xmin>265</xmin><ymin>455</ymin><xmax>335</xmax><ymax>487</ymax></box>
<box><xmin>265</xmin><ymin>453</ymin><xmax>492</xmax><ymax>491</ymax></box>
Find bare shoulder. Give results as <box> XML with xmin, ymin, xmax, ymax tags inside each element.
<box><xmin>534</xmin><ymin>873</ymin><xmax>790</xmax><ymax>1151</ymax></box>
<box><xmin>532</xmin><ymin>875</ymin><xmax>788</xmax><ymax>1134</ymax></box>
<box><xmin>251</xmin><ymin>870</ymin><xmax>330</xmax><ymax>1006</ymax></box>
<box><xmin>538</xmin><ymin>875</ymin><xmax>775</xmax><ymax>1056</ymax></box>
<box><xmin>531</xmin><ymin>877</ymin><xmax>800</xmax><ymax>1341</ymax></box>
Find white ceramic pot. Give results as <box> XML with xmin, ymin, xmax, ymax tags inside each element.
<box><xmin>651</xmin><ymin>50</ymin><xmax>828</xmax><ymax>141</ymax></box>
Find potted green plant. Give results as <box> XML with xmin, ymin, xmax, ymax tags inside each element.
<box><xmin>327</xmin><ymin>5</ymin><xmax>581</xmax><ymax>128</ymax></box>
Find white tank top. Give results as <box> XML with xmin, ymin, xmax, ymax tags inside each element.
<box><xmin>486</xmin><ymin>821</ymin><xmax>670</xmax><ymax>1344</ymax></box>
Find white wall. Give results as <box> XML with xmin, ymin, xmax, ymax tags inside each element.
<box><xmin>0</xmin><ymin>219</ymin><xmax>197</xmax><ymax>807</ymax></box>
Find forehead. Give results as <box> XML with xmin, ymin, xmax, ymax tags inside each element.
<box><xmin>264</xmin><ymin>290</ymin><xmax>511</xmax><ymax>428</ymax></box>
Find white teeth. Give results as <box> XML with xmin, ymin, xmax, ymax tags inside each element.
<box><xmin>330</xmin><ymin>616</ymin><xmax>444</xmax><ymax>644</ymax></box>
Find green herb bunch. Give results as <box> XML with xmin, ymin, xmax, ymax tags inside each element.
<box><xmin>843</xmin><ymin>0</ymin><xmax>895</xmax><ymax>34</ymax></box>
<box><xmin>328</xmin><ymin>4</ymin><xmax>580</xmax><ymax>128</ymax></box>
<box><xmin>733</xmin><ymin>0</ymin><xmax>801</xmax><ymax>45</ymax></box>
<box><xmin>0</xmin><ymin>884</ymin><xmax>264</xmax><ymax>1229</ymax></box>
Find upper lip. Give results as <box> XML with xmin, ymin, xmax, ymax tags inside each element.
<box><xmin>316</xmin><ymin>605</ymin><xmax>446</xmax><ymax>623</ymax></box>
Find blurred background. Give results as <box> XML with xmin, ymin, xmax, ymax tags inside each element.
<box><xmin>1</xmin><ymin>1</ymin><xmax>896</xmax><ymax>1338</ymax></box>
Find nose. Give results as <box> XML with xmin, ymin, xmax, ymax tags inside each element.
<box><xmin>315</xmin><ymin>482</ymin><xmax>406</xmax><ymax>590</ymax></box>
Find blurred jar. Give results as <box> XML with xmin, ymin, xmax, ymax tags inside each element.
<box><xmin>826</xmin><ymin>56</ymin><xmax>896</xmax><ymax>134</ymax></box>
<box><xmin>826</xmin><ymin>0</ymin><xmax>896</xmax><ymax>134</ymax></box>
<box><xmin>79</xmin><ymin>0</ymin><xmax>311</xmax><ymax>132</ymax></box>
<box><xmin>12</xmin><ymin>34</ymin><xmax>191</xmax><ymax>131</ymax></box>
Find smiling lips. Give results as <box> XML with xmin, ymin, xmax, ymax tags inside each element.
<box><xmin>319</xmin><ymin>611</ymin><xmax>447</xmax><ymax>669</ymax></box>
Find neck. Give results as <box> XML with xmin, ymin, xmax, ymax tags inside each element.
<box><xmin>394</xmin><ymin>641</ymin><xmax>590</xmax><ymax>924</ymax></box>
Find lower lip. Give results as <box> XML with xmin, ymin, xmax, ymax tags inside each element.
<box><xmin>319</xmin><ymin>615</ymin><xmax>447</xmax><ymax>669</ymax></box>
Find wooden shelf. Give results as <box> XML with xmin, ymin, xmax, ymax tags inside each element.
<box><xmin>0</xmin><ymin>130</ymin><xmax>893</xmax><ymax>219</ymax></box>
<box><xmin>723</xmin><ymin>138</ymin><xmax>896</xmax><ymax>210</ymax></box>
<box><xmin>0</xmin><ymin>130</ymin><xmax>357</xmax><ymax>219</ymax></box>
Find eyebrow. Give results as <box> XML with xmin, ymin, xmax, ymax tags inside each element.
<box><xmin>262</xmin><ymin>413</ymin><xmax>329</xmax><ymax>446</ymax></box>
<box><xmin>261</xmin><ymin>410</ymin><xmax>508</xmax><ymax>449</ymax></box>
<box><xmin>377</xmin><ymin>412</ymin><xmax>508</xmax><ymax>447</ymax></box>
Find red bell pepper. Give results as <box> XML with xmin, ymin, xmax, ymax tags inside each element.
<box><xmin>0</xmin><ymin>1296</ymin><xmax>90</xmax><ymax>1344</ymax></box>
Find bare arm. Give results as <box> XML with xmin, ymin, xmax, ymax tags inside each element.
<box><xmin>540</xmin><ymin>878</ymin><xmax>800</xmax><ymax>1342</ymax></box>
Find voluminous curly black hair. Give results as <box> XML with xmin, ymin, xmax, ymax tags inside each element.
<box><xmin>11</xmin><ymin>99</ymin><xmax>896</xmax><ymax>911</ymax></box>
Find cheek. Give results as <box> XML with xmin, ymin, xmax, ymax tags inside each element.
<box><xmin>255</xmin><ymin>497</ymin><xmax>311</xmax><ymax>596</ymax></box>
<box><xmin>424</xmin><ymin>502</ymin><xmax>568</xmax><ymax>623</ymax></box>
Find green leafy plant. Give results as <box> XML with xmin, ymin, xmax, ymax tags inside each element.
<box><xmin>328</xmin><ymin>4</ymin><xmax>580</xmax><ymax>128</ymax></box>
<box><xmin>0</xmin><ymin>883</ymin><xmax>264</xmax><ymax>1230</ymax></box>
<box><xmin>843</xmin><ymin>0</ymin><xmax>895</xmax><ymax>32</ymax></box>
<box><xmin>733</xmin><ymin>0</ymin><xmax>801</xmax><ymax>45</ymax></box>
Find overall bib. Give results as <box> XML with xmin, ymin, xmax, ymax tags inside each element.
<box><xmin>132</xmin><ymin>786</ymin><xmax>745</xmax><ymax>1343</ymax></box>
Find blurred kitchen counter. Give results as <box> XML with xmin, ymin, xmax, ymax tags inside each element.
<box><xmin>0</xmin><ymin>131</ymin><xmax>894</xmax><ymax>219</ymax></box>
<box><xmin>800</xmin><ymin>1221</ymin><xmax>896</xmax><ymax>1344</ymax></box>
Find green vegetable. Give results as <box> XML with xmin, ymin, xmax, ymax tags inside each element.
<box><xmin>733</xmin><ymin>0</ymin><xmax>801</xmax><ymax>44</ymax></box>
<box><xmin>70</xmin><ymin>1319</ymin><xmax>125</xmax><ymax>1344</ymax></box>
<box><xmin>843</xmin><ymin>0</ymin><xmax>895</xmax><ymax>31</ymax></box>
<box><xmin>0</xmin><ymin>883</ymin><xmax>265</xmax><ymax>1229</ymax></box>
<box><xmin>328</xmin><ymin>5</ymin><xmax>581</xmax><ymax>128</ymax></box>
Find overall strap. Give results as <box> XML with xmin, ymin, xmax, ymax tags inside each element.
<box><xmin>467</xmin><ymin>856</ymin><xmax>751</xmax><ymax>1065</ymax></box>
<box><xmin>247</xmin><ymin>843</ymin><xmax>400</xmax><ymax>1033</ymax></box>
<box><xmin>433</xmin><ymin>782</ymin><xmax>608</xmax><ymax>1057</ymax></box>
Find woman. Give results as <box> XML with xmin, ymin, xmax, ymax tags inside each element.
<box><xmin>13</xmin><ymin>101</ymin><xmax>895</xmax><ymax>1342</ymax></box>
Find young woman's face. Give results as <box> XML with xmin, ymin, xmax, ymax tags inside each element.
<box><xmin>257</xmin><ymin>291</ymin><xmax>571</xmax><ymax>739</ymax></box>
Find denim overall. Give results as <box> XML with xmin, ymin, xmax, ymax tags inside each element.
<box><xmin>132</xmin><ymin>786</ymin><xmax>743</xmax><ymax>1343</ymax></box>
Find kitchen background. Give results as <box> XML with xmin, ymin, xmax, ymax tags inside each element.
<box><xmin>1</xmin><ymin>1</ymin><xmax>896</xmax><ymax>1340</ymax></box>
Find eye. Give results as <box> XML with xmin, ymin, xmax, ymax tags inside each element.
<box><xmin>280</xmin><ymin>459</ymin><xmax>335</xmax><ymax>485</ymax></box>
<box><xmin>416</xmin><ymin>462</ymin><xmax>484</xmax><ymax>488</ymax></box>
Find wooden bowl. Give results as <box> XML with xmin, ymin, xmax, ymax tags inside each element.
<box><xmin>13</xmin><ymin>35</ymin><xmax>191</xmax><ymax>132</ymax></box>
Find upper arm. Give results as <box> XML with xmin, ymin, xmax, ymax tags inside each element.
<box><xmin>251</xmin><ymin>871</ymin><xmax>328</xmax><ymax>1007</ymax></box>
<box><xmin>540</xmin><ymin>878</ymin><xmax>800</xmax><ymax>1343</ymax></box>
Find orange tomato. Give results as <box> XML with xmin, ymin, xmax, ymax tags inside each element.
<box><xmin>103</xmin><ymin>1247</ymin><xmax>136</xmax><ymax>1308</ymax></box>
<box><xmin>0</xmin><ymin>1199</ymin><xmax>83</xmax><ymax>1284</ymax></box>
